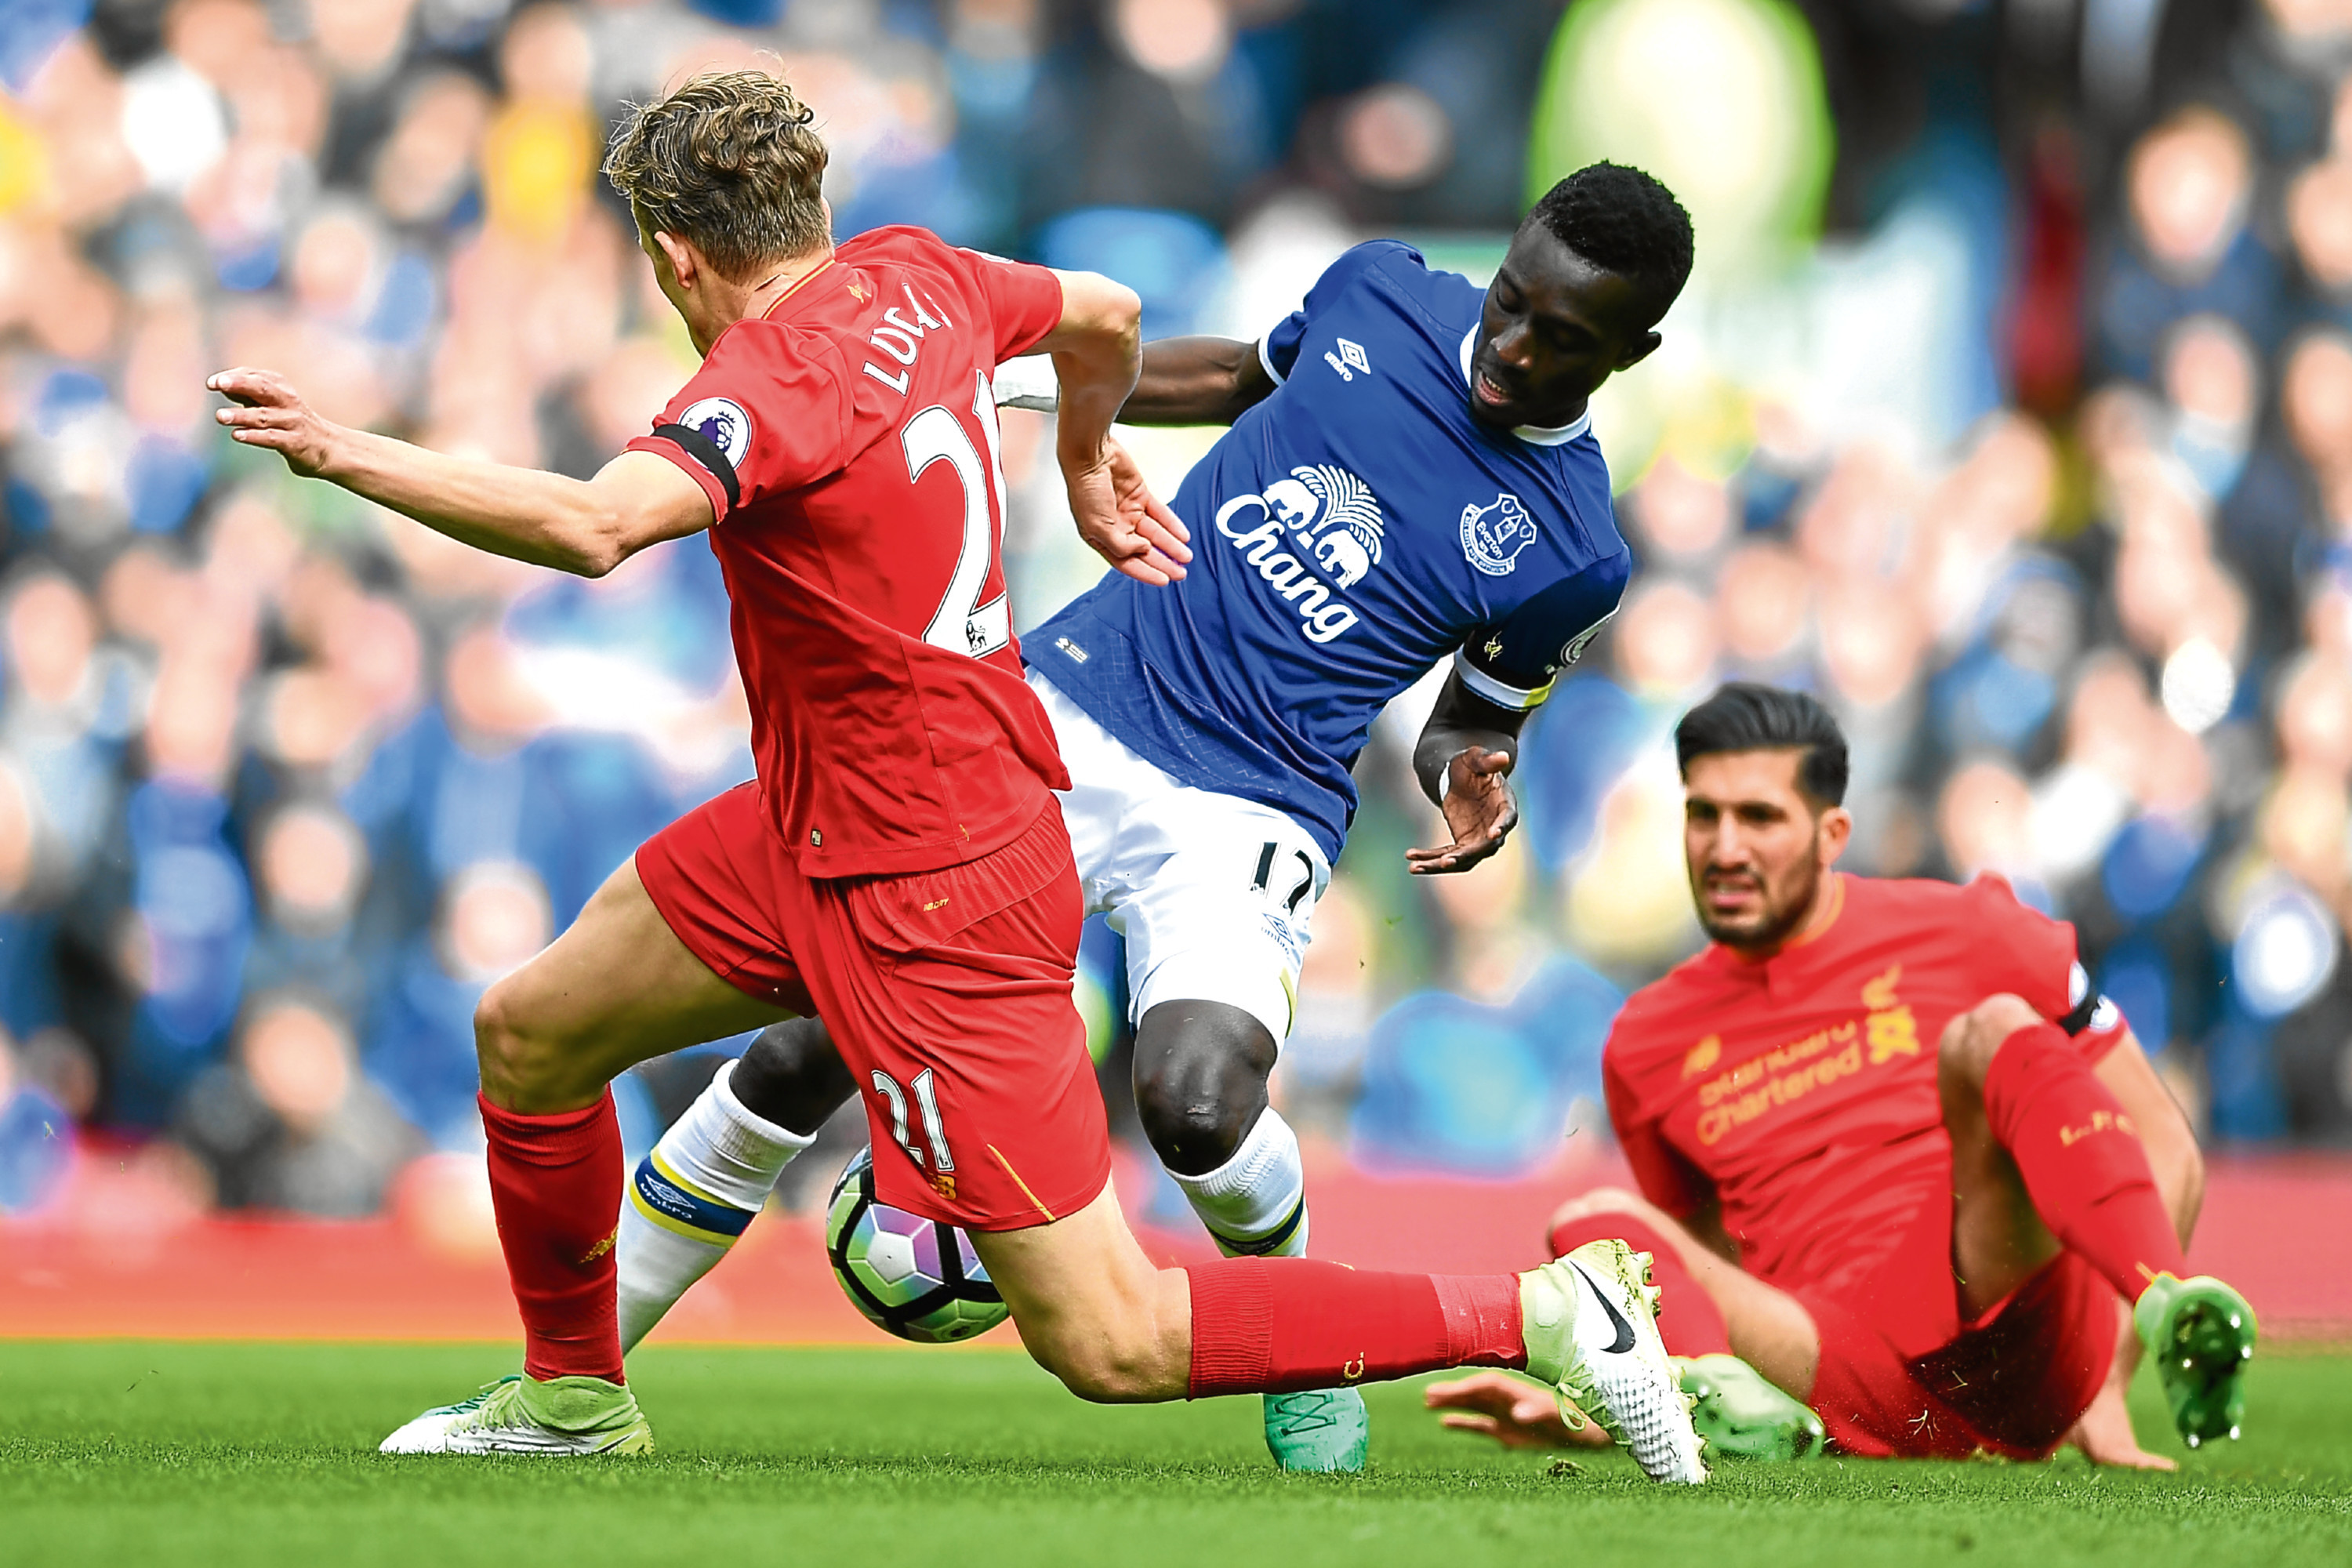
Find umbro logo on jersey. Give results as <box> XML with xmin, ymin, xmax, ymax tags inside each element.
<box><xmin>1323</xmin><ymin>337</ymin><xmax>1371</xmax><ymax>381</ymax></box>
<box><xmin>1461</xmin><ymin>491</ymin><xmax>1540</xmax><ymax>576</ymax></box>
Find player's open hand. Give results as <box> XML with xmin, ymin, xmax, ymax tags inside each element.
<box><xmin>2063</xmin><ymin>1365</ymin><xmax>2176</xmax><ymax>1470</ymax></box>
<box><xmin>1406</xmin><ymin>745</ymin><xmax>1518</xmax><ymax>875</ymax></box>
<box><xmin>208</xmin><ymin>368</ymin><xmax>341</xmax><ymax>477</ymax></box>
<box><xmin>1425</xmin><ymin>1372</ymin><xmax>1608</xmax><ymax>1450</ymax></box>
<box><xmin>1066</xmin><ymin>437</ymin><xmax>1192</xmax><ymax>586</ymax></box>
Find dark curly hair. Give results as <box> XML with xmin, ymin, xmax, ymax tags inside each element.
<box><xmin>603</xmin><ymin>70</ymin><xmax>831</xmax><ymax>281</ymax></box>
<box><xmin>1526</xmin><ymin>162</ymin><xmax>1694</xmax><ymax>325</ymax></box>
<box><xmin>1675</xmin><ymin>682</ymin><xmax>1849</xmax><ymax>808</ymax></box>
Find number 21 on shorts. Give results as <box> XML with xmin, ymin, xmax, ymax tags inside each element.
<box><xmin>872</xmin><ymin>1067</ymin><xmax>959</xmax><ymax>1198</ymax></box>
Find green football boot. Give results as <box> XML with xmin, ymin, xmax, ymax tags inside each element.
<box><xmin>1675</xmin><ymin>1353</ymin><xmax>1826</xmax><ymax>1461</ymax></box>
<box><xmin>1263</xmin><ymin>1387</ymin><xmax>1370</xmax><ymax>1472</ymax></box>
<box><xmin>2133</xmin><ymin>1273</ymin><xmax>2257</xmax><ymax>1450</ymax></box>
<box><xmin>379</xmin><ymin>1373</ymin><xmax>654</xmax><ymax>1455</ymax></box>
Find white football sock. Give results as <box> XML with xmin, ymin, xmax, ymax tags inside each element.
<box><xmin>617</xmin><ymin>1059</ymin><xmax>814</xmax><ymax>1353</ymax></box>
<box><xmin>1168</xmin><ymin>1106</ymin><xmax>1310</xmax><ymax>1258</ymax></box>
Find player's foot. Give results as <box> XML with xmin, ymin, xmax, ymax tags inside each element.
<box><xmin>2133</xmin><ymin>1272</ymin><xmax>2257</xmax><ymax>1450</ymax></box>
<box><xmin>378</xmin><ymin>1373</ymin><xmax>654</xmax><ymax>1456</ymax></box>
<box><xmin>1263</xmin><ymin>1387</ymin><xmax>1370</xmax><ymax>1472</ymax></box>
<box><xmin>1520</xmin><ymin>1239</ymin><xmax>1708</xmax><ymax>1484</ymax></box>
<box><xmin>1675</xmin><ymin>1353</ymin><xmax>1825</xmax><ymax>1461</ymax></box>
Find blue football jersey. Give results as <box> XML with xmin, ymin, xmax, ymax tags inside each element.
<box><xmin>1028</xmin><ymin>240</ymin><xmax>1630</xmax><ymax>863</ymax></box>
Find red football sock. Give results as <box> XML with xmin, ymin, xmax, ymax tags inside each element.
<box><xmin>1980</xmin><ymin>1021</ymin><xmax>2185</xmax><ymax>1302</ymax></box>
<box><xmin>1548</xmin><ymin>1210</ymin><xmax>1732</xmax><ymax>1358</ymax></box>
<box><xmin>480</xmin><ymin>1091</ymin><xmax>626</xmax><ymax>1385</ymax></box>
<box><xmin>1185</xmin><ymin>1258</ymin><xmax>1523</xmax><ymax>1397</ymax></box>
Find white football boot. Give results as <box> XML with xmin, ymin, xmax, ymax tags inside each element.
<box><xmin>1519</xmin><ymin>1239</ymin><xmax>1709</xmax><ymax>1484</ymax></box>
<box><xmin>379</xmin><ymin>1374</ymin><xmax>653</xmax><ymax>1456</ymax></box>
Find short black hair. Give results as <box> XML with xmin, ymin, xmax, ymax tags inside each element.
<box><xmin>1526</xmin><ymin>162</ymin><xmax>1694</xmax><ymax>325</ymax></box>
<box><xmin>1675</xmin><ymin>682</ymin><xmax>1848</xmax><ymax>807</ymax></box>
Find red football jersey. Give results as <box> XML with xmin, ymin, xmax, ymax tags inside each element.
<box><xmin>1603</xmin><ymin>873</ymin><xmax>2129</xmax><ymax>1301</ymax></box>
<box><xmin>629</xmin><ymin>227</ymin><xmax>1069</xmax><ymax>878</ymax></box>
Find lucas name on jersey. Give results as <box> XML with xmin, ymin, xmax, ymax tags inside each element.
<box><xmin>857</xmin><ymin>280</ymin><xmax>962</xmax><ymax>397</ymax></box>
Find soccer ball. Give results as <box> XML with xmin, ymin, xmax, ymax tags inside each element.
<box><xmin>823</xmin><ymin>1146</ymin><xmax>1009</xmax><ymax>1343</ymax></box>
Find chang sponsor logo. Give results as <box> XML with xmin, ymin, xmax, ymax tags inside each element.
<box><xmin>1213</xmin><ymin>463</ymin><xmax>1383</xmax><ymax>644</ymax></box>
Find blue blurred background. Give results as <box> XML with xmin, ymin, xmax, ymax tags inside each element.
<box><xmin>3</xmin><ymin>0</ymin><xmax>2352</xmax><ymax>1230</ymax></box>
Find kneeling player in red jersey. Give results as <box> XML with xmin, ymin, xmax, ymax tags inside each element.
<box><xmin>210</xmin><ymin>70</ymin><xmax>1708</xmax><ymax>1479</ymax></box>
<box><xmin>1429</xmin><ymin>682</ymin><xmax>2256</xmax><ymax>1465</ymax></box>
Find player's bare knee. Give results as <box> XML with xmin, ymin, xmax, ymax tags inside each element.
<box><xmin>472</xmin><ymin>982</ymin><xmax>569</xmax><ymax>1107</ymax></box>
<box><xmin>1132</xmin><ymin>1005</ymin><xmax>1274</xmax><ymax>1177</ymax></box>
<box><xmin>1134</xmin><ymin>1076</ymin><xmax>1253</xmax><ymax>1175</ymax></box>
<box><xmin>1937</xmin><ymin>993</ymin><xmax>2040</xmax><ymax>1092</ymax></box>
<box><xmin>733</xmin><ymin>1018</ymin><xmax>855</xmax><ymax>1134</ymax></box>
<box><xmin>470</xmin><ymin>983</ymin><xmax>530</xmax><ymax>1098</ymax></box>
<box><xmin>1022</xmin><ymin>1325</ymin><xmax>1159</xmax><ymax>1403</ymax></box>
<box><xmin>1047</xmin><ymin>1348</ymin><xmax>1156</xmax><ymax>1403</ymax></box>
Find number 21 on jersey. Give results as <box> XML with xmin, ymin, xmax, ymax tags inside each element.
<box><xmin>901</xmin><ymin>370</ymin><xmax>1012</xmax><ymax>660</ymax></box>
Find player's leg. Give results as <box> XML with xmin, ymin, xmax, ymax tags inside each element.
<box><xmin>385</xmin><ymin>789</ymin><xmax>802</xmax><ymax>1454</ymax></box>
<box><xmin>1127</xmin><ymin>939</ymin><xmax>1368</xmax><ymax>1466</ymax></box>
<box><xmin>1427</xmin><ymin>1187</ymin><xmax>1824</xmax><ymax>1460</ymax></box>
<box><xmin>1041</xmin><ymin>671</ymin><xmax>1363</xmax><ymax>1468</ymax></box>
<box><xmin>815</xmin><ymin>802</ymin><xmax>1705</xmax><ymax>1481</ymax></box>
<box><xmin>1129</xmin><ymin>1002</ymin><xmax>1359</xmax><ymax>1469</ymax></box>
<box><xmin>1132</xmin><ymin>1001</ymin><xmax>1293</xmax><ymax>1246</ymax></box>
<box><xmin>615</xmin><ymin>1018</ymin><xmax>854</xmax><ymax>1351</ymax></box>
<box><xmin>967</xmin><ymin>1181</ymin><xmax>1709</xmax><ymax>1482</ymax></box>
<box><xmin>1940</xmin><ymin>995</ymin><xmax>2256</xmax><ymax>1447</ymax></box>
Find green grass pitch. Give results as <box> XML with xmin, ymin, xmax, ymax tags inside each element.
<box><xmin>3</xmin><ymin>1341</ymin><xmax>2349</xmax><ymax>1566</ymax></box>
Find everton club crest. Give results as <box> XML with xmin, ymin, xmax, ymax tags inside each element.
<box><xmin>1460</xmin><ymin>492</ymin><xmax>1539</xmax><ymax>576</ymax></box>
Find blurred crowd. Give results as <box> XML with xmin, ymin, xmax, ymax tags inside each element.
<box><xmin>4</xmin><ymin>0</ymin><xmax>2352</xmax><ymax>1229</ymax></box>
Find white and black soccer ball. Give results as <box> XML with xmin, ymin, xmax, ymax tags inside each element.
<box><xmin>823</xmin><ymin>1146</ymin><xmax>1008</xmax><ymax>1344</ymax></box>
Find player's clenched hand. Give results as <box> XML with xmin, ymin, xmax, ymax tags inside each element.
<box><xmin>1406</xmin><ymin>745</ymin><xmax>1518</xmax><ymax>875</ymax></box>
<box><xmin>1424</xmin><ymin>1372</ymin><xmax>1607</xmax><ymax>1450</ymax></box>
<box><xmin>208</xmin><ymin>368</ymin><xmax>342</xmax><ymax>477</ymax></box>
<box><xmin>1066</xmin><ymin>437</ymin><xmax>1192</xmax><ymax>586</ymax></box>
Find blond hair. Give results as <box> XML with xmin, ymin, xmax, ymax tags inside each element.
<box><xmin>602</xmin><ymin>70</ymin><xmax>830</xmax><ymax>281</ymax></box>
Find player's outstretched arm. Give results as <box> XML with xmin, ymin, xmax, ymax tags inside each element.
<box><xmin>209</xmin><ymin>368</ymin><xmax>713</xmax><ymax>578</ymax></box>
<box><xmin>1116</xmin><ymin>336</ymin><xmax>1277</xmax><ymax>427</ymax></box>
<box><xmin>1036</xmin><ymin>270</ymin><xmax>1192</xmax><ymax>586</ymax></box>
<box><xmin>989</xmin><ymin>337</ymin><xmax>1273</xmax><ymax>426</ymax></box>
<box><xmin>1406</xmin><ymin>671</ymin><xmax>1530</xmax><ymax>875</ymax></box>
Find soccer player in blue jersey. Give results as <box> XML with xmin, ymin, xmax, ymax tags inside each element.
<box><xmin>616</xmin><ymin>164</ymin><xmax>1696</xmax><ymax>1470</ymax></box>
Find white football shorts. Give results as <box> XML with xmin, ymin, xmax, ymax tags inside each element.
<box><xmin>1029</xmin><ymin>669</ymin><xmax>1327</xmax><ymax>1047</ymax></box>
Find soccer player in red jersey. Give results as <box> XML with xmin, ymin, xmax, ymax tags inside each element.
<box><xmin>1429</xmin><ymin>683</ymin><xmax>2257</xmax><ymax>1465</ymax></box>
<box><xmin>209</xmin><ymin>71</ymin><xmax>1708</xmax><ymax>1478</ymax></box>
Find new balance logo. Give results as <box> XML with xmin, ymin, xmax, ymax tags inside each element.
<box><xmin>1323</xmin><ymin>337</ymin><xmax>1371</xmax><ymax>381</ymax></box>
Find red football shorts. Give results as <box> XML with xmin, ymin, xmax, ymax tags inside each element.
<box><xmin>1793</xmin><ymin>1185</ymin><xmax>2121</xmax><ymax>1459</ymax></box>
<box><xmin>637</xmin><ymin>782</ymin><xmax>1111</xmax><ymax>1232</ymax></box>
